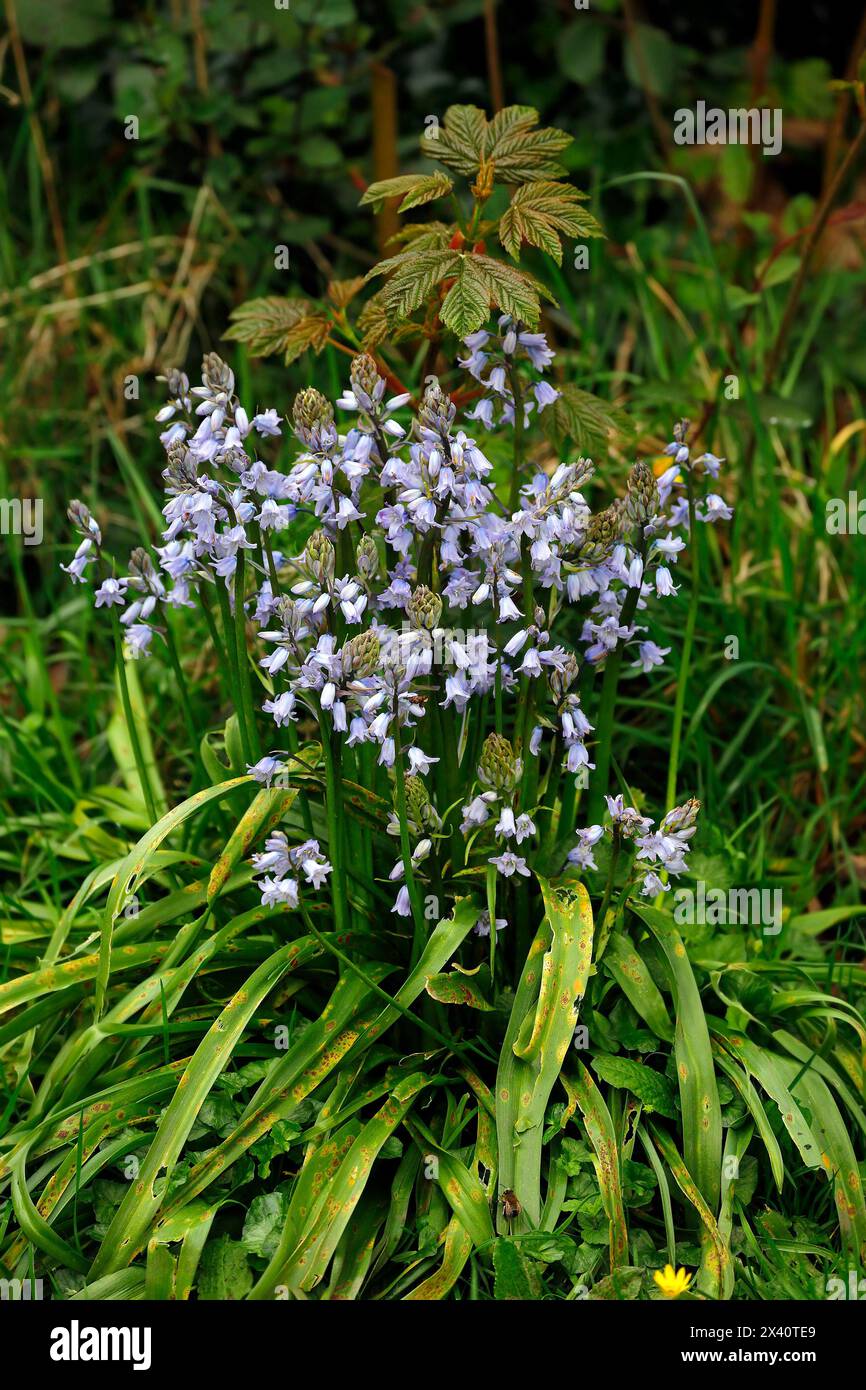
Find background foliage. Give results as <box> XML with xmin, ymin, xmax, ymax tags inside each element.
<box><xmin>1</xmin><ymin>0</ymin><xmax>865</xmax><ymax>1301</ymax></box>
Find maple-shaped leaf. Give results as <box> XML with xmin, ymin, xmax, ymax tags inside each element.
<box><xmin>439</xmin><ymin>257</ymin><xmax>492</xmax><ymax>336</ymax></box>
<box><xmin>472</xmin><ymin>254</ymin><xmax>555</xmax><ymax>327</ymax></box>
<box><xmin>499</xmin><ymin>181</ymin><xmax>604</xmax><ymax>264</ymax></box>
<box><xmin>356</xmin><ymin>289</ymin><xmax>391</xmax><ymax>350</ymax></box>
<box><xmin>423</xmin><ymin>104</ymin><xmax>573</xmax><ymax>184</ymax></box>
<box><xmin>374</xmin><ymin>247</ymin><xmax>460</xmax><ymax>324</ymax></box>
<box><xmin>422</xmin><ymin>104</ymin><xmax>487</xmax><ymax>175</ymax></box>
<box><xmin>541</xmin><ymin>383</ymin><xmax>626</xmax><ymax>455</ymax></box>
<box><xmin>439</xmin><ymin>254</ymin><xmax>557</xmax><ymax>335</ymax></box>
<box><xmin>327</xmin><ymin>277</ymin><xmax>366</xmax><ymax>310</ymax></box>
<box><xmin>223</xmin><ymin>297</ymin><xmax>330</xmax><ymax>365</ymax></box>
<box><xmin>360</xmin><ymin>172</ymin><xmax>453</xmax><ymax>212</ymax></box>
<box><xmin>223</xmin><ymin>297</ymin><xmax>313</xmax><ymax>356</ymax></box>
<box><xmin>387</xmin><ymin>221</ymin><xmax>453</xmax><ymax>250</ymax></box>
<box><xmin>483</xmin><ymin>105</ymin><xmax>572</xmax><ymax>181</ymax></box>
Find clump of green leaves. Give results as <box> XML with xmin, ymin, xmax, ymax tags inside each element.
<box><xmin>226</xmin><ymin>104</ymin><xmax>603</xmax><ymax>365</ymax></box>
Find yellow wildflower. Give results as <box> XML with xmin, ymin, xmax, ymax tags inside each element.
<box><xmin>653</xmin><ymin>1264</ymin><xmax>693</xmax><ymax>1299</ymax></box>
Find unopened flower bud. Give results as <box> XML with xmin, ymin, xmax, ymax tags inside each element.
<box><xmin>660</xmin><ymin>798</ymin><xmax>701</xmax><ymax>836</ymax></box>
<box><xmin>418</xmin><ymin>379</ymin><xmax>455</xmax><ymax>435</ymax></box>
<box><xmin>581</xmin><ymin>500</ymin><xmax>624</xmax><ymax>562</ymax></box>
<box><xmin>356</xmin><ymin>533</ymin><xmax>379</xmax><ymax>580</ymax></box>
<box><xmin>293</xmin><ymin>388</ymin><xmax>334</xmax><ymax>434</ymax></box>
<box><xmin>350</xmin><ymin>353</ymin><xmax>384</xmax><ymax>410</ymax></box>
<box><xmin>304</xmin><ymin>529</ymin><xmax>335</xmax><ymax>583</ymax></box>
<box><xmin>201</xmin><ymin>352</ymin><xmax>234</xmax><ymax>396</ymax></box>
<box><xmin>407</xmin><ymin>584</ymin><xmax>442</xmax><ymax>632</ymax></box>
<box><xmin>345</xmin><ymin>629</ymin><xmax>380</xmax><ymax>678</ymax></box>
<box><xmin>626</xmin><ymin>461</ymin><xmax>659</xmax><ymax>526</ymax></box>
<box><xmin>478</xmin><ymin>733</ymin><xmax>522</xmax><ymax>792</ymax></box>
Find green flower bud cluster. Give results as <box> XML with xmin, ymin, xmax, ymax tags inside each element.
<box><xmin>478</xmin><ymin>733</ymin><xmax>523</xmax><ymax>792</ymax></box>
<box><xmin>581</xmin><ymin>499</ymin><xmax>625</xmax><ymax>563</ymax></box>
<box><xmin>626</xmin><ymin>461</ymin><xmax>659</xmax><ymax>526</ymax></box>
<box><xmin>356</xmin><ymin>533</ymin><xmax>379</xmax><ymax>581</ymax></box>
<box><xmin>407</xmin><ymin>584</ymin><xmax>443</xmax><ymax>632</ymax></box>
<box><xmin>392</xmin><ymin>774</ymin><xmax>442</xmax><ymax>836</ymax></box>
<box><xmin>293</xmin><ymin>387</ymin><xmax>334</xmax><ymax>434</ymax></box>
<box><xmin>303</xmin><ymin>529</ymin><xmax>335</xmax><ymax>585</ymax></box>
<box><xmin>345</xmin><ymin>629</ymin><xmax>381</xmax><ymax>678</ymax></box>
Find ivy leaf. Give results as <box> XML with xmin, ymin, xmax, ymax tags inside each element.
<box><xmin>493</xmin><ymin>1238</ymin><xmax>543</xmax><ymax>1299</ymax></box>
<box><xmin>360</xmin><ymin>172</ymin><xmax>453</xmax><ymax>212</ymax></box>
<box><xmin>500</xmin><ymin>181</ymin><xmax>604</xmax><ymax>264</ymax></box>
<box><xmin>196</xmin><ymin>1235</ymin><xmax>253</xmax><ymax>1300</ymax></box>
<box><xmin>590</xmin><ymin>1054</ymin><xmax>678</xmax><ymax>1119</ymax></box>
<box><xmin>241</xmin><ymin>1191</ymin><xmax>291</xmax><ymax>1259</ymax></box>
<box><xmin>224</xmin><ymin>297</ymin><xmax>330</xmax><ymax>364</ymax></box>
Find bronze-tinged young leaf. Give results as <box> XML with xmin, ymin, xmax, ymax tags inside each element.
<box><xmin>278</xmin><ymin>314</ymin><xmax>331</xmax><ymax>365</ymax></box>
<box><xmin>223</xmin><ymin>297</ymin><xmax>330</xmax><ymax>365</ymax></box>
<box><xmin>356</xmin><ymin>290</ymin><xmax>391</xmax><ymax>350</ymax></box>
<box><xmin>499</xmin><ymin>181</ymin><xmax>604</xmax><ymax>265</ymax></box>
<box><xmin>483</xmin><ymin>105</ymin><xmax>573</xmax><ymax>182</ymax></box>
<box><xmin>423</xmin><ymin>104</ymin><xmax>487</xmax><ymax>175</ymax></box>
<box><xmin>224</xmin><ymin>297</ymin><xmax>307</xmax><ymax>354</ymax></box>
<box><xmin>376</xmin><ymin>248</ymin><xmax>460</xmax><ymax>325</ymax></box>
<box><xmin>424</xmin><ymin>104</ymin><xmax>573</xmax><ymax>186</ymax></box>
<box><xmin>360</xmin><ymin>172</ymin><xmax>453</xmax><ymax>212</ymax></box>
<box><xmin>387</xmin><ymin>221</ymin><xmax>453</xmax><ymax>250</ymax></box>
<box><xmin>327</xmin><ymin>277</ymin><xmax>366</xmax><ymax>310</ymax></box>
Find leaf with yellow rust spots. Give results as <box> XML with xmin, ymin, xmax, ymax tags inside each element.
<box><xmin>567</xmin><ymin>1062</ymin><xmax>629</xmax><ymax>1271</ymax></box>
<box><xmin>425</xmin><ymin>969</ymin><xmax>494</xmax><ymax>1010</ymax></box>
<box><xmin>496</xmin><ymin>876</ymin><xmax>594</xmax><ymax>1230</ymax></box>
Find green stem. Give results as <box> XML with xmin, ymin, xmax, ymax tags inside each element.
<box><xmin>110</xmin><ymin>612</ymin><xmax>158</xmax><ymax>823</ymax></box>
<box><xmin>318</xmin><ymin>707</ymin><xmax>349</xmax><ymax>939</ymax></box>
<box><xmin>214</xmin><ymin>579</ymin><xmax>252</xmax><ymax>765</ymax></box>
<box><xmin>162</xmin><ymin>620</ymin><xmax>204</xmax><ymax>784</ymax></box>
<box><xmin>393</xmin><ymin>732</ymin><xmax>427</xmax><ymax>966</ymax></box>
<box><xmin>586</xmin><ymin>537</ymin><xmax>646</xmax><ymax>826</ymax></box>
<box><xmin>665</xmin><ymin>481</ymin><xmax>699</xmax><ymax>810</ymax></box>
<box><xmin>233</xmin><ymin>550</ymin><xmax>261</xmax><ymax>760</ymax></box>
<box><xmin>296</xmin><ymin>901</ymin><xmax>465</xmax><ymax>1054</ymax></box>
